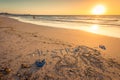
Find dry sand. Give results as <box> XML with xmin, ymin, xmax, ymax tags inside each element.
<box><xmin>0</xmin><ymin>16</ymin><xmax>120</xmax><ymax>80</ymax></box>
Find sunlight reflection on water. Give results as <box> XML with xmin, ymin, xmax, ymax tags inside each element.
<box><xmin>90</xmin><ymin>25</ymin><xmax>99</xmax><ymax>33</ymax></box>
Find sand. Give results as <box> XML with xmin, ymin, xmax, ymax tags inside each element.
<box><xmin>0</xmin><ymin>16</ymin><xmax>120</xmax><ymax>80</ymax></box>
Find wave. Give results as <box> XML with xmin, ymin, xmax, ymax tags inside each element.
<box><xmin>9</xmin><ymin>15</ymin><xmax>120</xmax><ymax>38</ymax></box>
<box><xmin>19</xmin><ymin>15</ymin><xmax>120</xmax><ymax>27</ymax></box>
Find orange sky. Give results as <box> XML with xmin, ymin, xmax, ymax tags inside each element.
<box><xmin>0</xmin><ymin>0</ymin><xmax>120</xmax><ymax>15</ymax></box>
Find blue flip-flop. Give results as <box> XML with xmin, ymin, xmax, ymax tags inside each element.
<box><xmin>35</xmin><ymin>59</ymin><xmax>46</xmax><ymax>67</ymax></box>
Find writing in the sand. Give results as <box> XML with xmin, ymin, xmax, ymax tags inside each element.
<box><xmin>28</xmin><ymin>46</ymin><xmax>88</xmax><ymax>57</ymax></box>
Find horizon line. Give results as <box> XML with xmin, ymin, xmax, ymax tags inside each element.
<box><xmin>0</xmin><ymin>12</ymin><xmax>120</xmax><ymax>16</ymax></box>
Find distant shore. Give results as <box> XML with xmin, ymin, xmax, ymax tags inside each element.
<box><xmin>0</xmin><ymin>16</ymin><xmax>120</xmax><ymax>79</ymax></box>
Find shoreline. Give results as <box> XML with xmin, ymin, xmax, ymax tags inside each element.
<box><xmin>0</xmin><ymin>16</ymin><xmax>120</xmax><ymax>79</ymax></box>
<box><xmin>9</xmin><ymin>16</ymin><xmax>120</xmax><ymax>39</ymax></box>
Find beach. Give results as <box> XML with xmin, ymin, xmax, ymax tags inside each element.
<box><xmin>0</xmin><ymin>16</ymin><xmax>120</xmax><ymax>80</ymax></box>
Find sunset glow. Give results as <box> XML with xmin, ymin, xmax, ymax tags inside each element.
<box><xmin>92</xmin><ymin>5</ymin><xmax>106</xmax><ymax>15</ymax></box>
<box><xmin>0</xmin><ymin>0</ymin><xmax>120</xmax><ymax>15</ymax></box>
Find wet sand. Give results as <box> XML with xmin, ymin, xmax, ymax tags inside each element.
<box><xmin>0</xmin><ymin>16</ymin><xmax>120</xmax><ymax>80</ymax></box>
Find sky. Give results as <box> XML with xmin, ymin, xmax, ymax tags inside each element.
<box><xmin>0</xmin><ymin>0</ymin><xmax>120</xmax><ymax>15</ymax></box>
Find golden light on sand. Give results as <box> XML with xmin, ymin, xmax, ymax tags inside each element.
<box><xmin>92</xmin><ymin>5</ymin><xmax>106</xmax><ymax>15</ymax></box>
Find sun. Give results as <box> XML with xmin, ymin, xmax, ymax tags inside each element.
<box><xmin>92</xmin><ymin>5</ymin><xmax>106</xmax><ymax>15</ymax></box>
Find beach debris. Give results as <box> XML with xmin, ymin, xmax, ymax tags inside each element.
<box><xmin>4</xmin><ymin>68</ymin><xmax>11</xmax><ymax>74</ymax></box>
<box><xmin>35</xmin><ymin>59</ymin><xmax>46</xmax><ymax>67</ymax></box>
<box><xmin>0</xmin><ymin>67</ymin><xmax>11</xmax><ymax>75</ymax></box>
<box><xmin>73</xmin><ymin>47</ymin><xmax>80</xmax><ymax>53</ymax></box>
<box><xmin>99</xmin><ymin>45</ymin><xmax>106</xmax><ymax>50</ymax></box>
<box><xmin>21</xmin><ymin>63</ymin><xmax>31</xmax><ymax>68</ymax></box>
<box><xmin>16</xmin><ymin>73</ymin><xmax>21</xmax><ymax>77</ymax></box>
<box><xmin>0</xmin><ymin>72</ymin><xmax>4</xmax><ymax>78</ymax></box>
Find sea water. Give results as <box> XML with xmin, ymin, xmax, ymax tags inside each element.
<box><xmin>10</xmin><ymin>15</ymin><xmax>120</xmax><ymax>38</ymax></box>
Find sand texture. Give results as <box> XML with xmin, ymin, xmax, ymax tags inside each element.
<box><xmin>0</xmin><ymin>16</ymin><xmax>120</xmax><ymax>80</ymax></box>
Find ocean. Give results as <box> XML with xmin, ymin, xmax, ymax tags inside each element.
<box><xmin>10</xmin><ymin>15</ymin><xmax>120</xmax><ymax>38</ymax></box>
